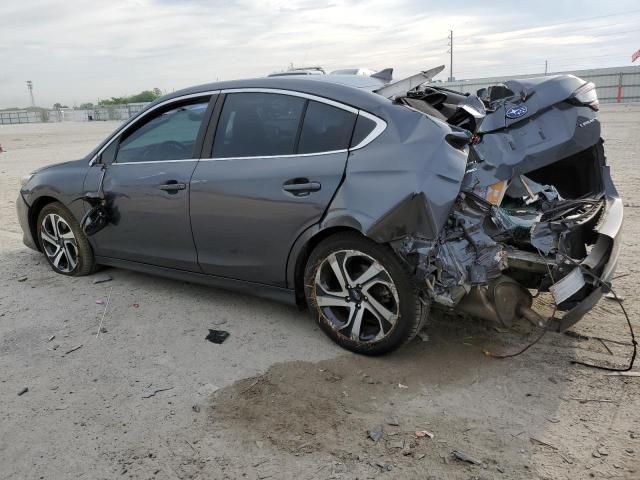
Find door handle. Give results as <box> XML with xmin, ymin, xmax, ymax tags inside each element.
<box><xmin>282</xmin><ymin>179</ymin><xmax>321</xmax><ymax>196</ymax></box>
<box><xmin>158</xmin><ymin>181</ymin><xmax>186</xmax><ymax>192</ymax></box>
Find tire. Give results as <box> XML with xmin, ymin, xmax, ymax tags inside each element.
<box><xmin>36</xmin><ymin>202</ymin><xmax>96</xmax><ymax>276</ymax></box>
<box><xmin>304</xmin><ymin>232</ymin><xmax>428</xmax><ymax>355</ymax></box>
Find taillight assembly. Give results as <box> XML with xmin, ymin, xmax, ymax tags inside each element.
<box><xmin>569</xmin><ymin>82</ymin><xmax>599</xmax><ymax>111</ymax></box>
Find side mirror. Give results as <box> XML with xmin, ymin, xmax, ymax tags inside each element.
<box><xmin>98</xmin><ymin>138</ymin><xmax>119</xmax><ymax>165</ymax></box>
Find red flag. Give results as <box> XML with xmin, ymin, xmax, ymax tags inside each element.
<box><xmin>633</xmin><ymin>49</ymin><xmax>640</xmax><ymax>63</ymax></box>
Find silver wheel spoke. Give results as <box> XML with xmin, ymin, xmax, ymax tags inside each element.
<box><xmin>327</xmin><ymin>253</ymin><xmax>348</xmax><ymax>293</ymax></box>
<box><xmin>49</xmin><ymin>215</ymin><xmax>60</xmax><ymax>237</ymax></box>
<box><xmin>41</xmin><ymin>230</ymin><xmax>57</xmax><ymax>246</ymax></box>
<box><xmin>63</xmin><ymin>243</ymin><xmax>77</xmax><ymax>269</ymax></box>
<box><xmin>41</xmin><ymin>213</ymin><xmax>78</xmax><ymax>273</ymax></box>
<box><xmin>52</xmin><ymin>248</ymin><xmax>65</xmax><ymax>268</ymax></box>
<box><xmin>316</xmin><ymin>293</ymin><xmax>350</xmax><ymax>308</ymax></box>
<box><xmin>314</xmin><ymin>248</ymin><xmax>401</xmax><ymax>345</ymax></box>
<box><xmin>352</xmin><ymin>261</ymin><xmax>384</xmax><ymax>286</ymax></box>
<box><xmin>365</xmin><ymin>295</ymin><xmax>398</xmax><ymax>325</ymax></box>
<box><xmin>344</xmin><ymin>305</ymin><xmax>365</xmax><ymax>341</ymax></box>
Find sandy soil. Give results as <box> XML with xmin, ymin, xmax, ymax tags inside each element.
<box><xmin>1</xmin><ymin>106</ymin><xmax>639</xmax><ymax>480</ymax></box>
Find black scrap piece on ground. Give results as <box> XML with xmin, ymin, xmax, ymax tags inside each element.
<box><xmin>206</xmin><ymin>329</ymin><xmax>229</xmax><ymax>344</ymax></box>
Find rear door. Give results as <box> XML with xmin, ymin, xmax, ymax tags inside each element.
<box><xmin>190</xmin><ymin>90</ymin><xmax>357</xmax><ymax>286</ymax></box>
<box><xmin>91</xmin><ymin>96</ymin><xmax>215</xmax><ymax>270</ymax></box>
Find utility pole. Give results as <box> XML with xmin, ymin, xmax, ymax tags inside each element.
<box><xmin>447</xmin><ymin>30</ymin><xmax>453</xmax><ymax>82</ymax></box>
<box><xmin>544</xmin><ymin>60</ymin><xmax>548</xmax><ymax>76</ymax></box>
<box><xmin>26</xmin><ymin>80</ymin><xmax>35</xmax><ymax>107</ymax></box>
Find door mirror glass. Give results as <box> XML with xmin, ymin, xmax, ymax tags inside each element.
<box><xmin>99</xmin><ymin>137</ymin><xmax>119</xmax><ymax>164</ymax></box>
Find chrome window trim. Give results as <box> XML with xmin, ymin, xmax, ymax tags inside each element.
<box><xmin>350</xmin><ymin>110</ymin><xmax>387</xmax><ymax>151</ymax></box>
<box><xmin>201</xmin><ymin>149</ymin><xmax>348</xmax><ymax>162</ymax></box>
<box><xmin>88</xmin><ymin>91</ymin><xmax>220</xmax><ymax>165</ymax></box>
<box><xmin>220</xmin><ymin>88</ymin><xmax>359</xmax><ymax>114</ymax></box>
<box><xmin>88</xmin><ymin>87</ymin><xmax>387</xmax><ymax>165</ymax></box>
<box><xmin>110</xmin><ymin>159</ymin><xmax>199</xmax><ymax>165</ymax></box>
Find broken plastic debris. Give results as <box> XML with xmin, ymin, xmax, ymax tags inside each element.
<box><xmin>604</xmin><ymin>292</ymin><xmax>624</xmax><ymax>302</ymax></box>
<box><xmin>141</xmin><ymin>386</ymin><xmax>174</xmax><ymax>399</ymax></box>
<box><xmin>474</xmin><ymin>180</ymin><xmax>508</xmax><ymax>205</ymax></box>
<box><xmin>415</xmin><ymin>430</ymin><xmax>434</xmax><ymax>439</ymax></box>
<box><xmin>64</xmin><ymin>344</ymin><xmax>83</xmax><ymax>355</ymax></box>
<box><xmin>95</xmin><ymin>299</ymin><xmax>104</xmax><ymax>305</ymax></box>
<box><xmin>398</xmin><ymin>383</ymin><xmax>408</xmax><ymax>389</ymax></box>
<box><xmin>452</xmin><ymin>449</ymin><xmax>482</xmax><ymax>465</ymax></box>
<box><xmin>368</xmin><ymin>424</ymin><xmax>383</xmax><ymax>442</ymax></box>
<box><xmin>549</xmin><ymin>268</ymin><xmax>586</xmax><ymax>305</ymax></box>
<box><xmin>92</xmin><ymin>273</ymin><xmax>112</xmax><ymax>284</ymax></box>
<box><xmin>386</xmin><ymin>417</ymin><xmax>400</xmax><ymax>426</ymax></box>
<box><xmin>205</xmin><ymin>329</ymin><xmax>229</xmax><ymax>344</ymax></box>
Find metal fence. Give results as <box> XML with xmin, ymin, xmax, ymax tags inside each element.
<box><xmin>0</xmin><ymin>102</ymin><xmax>149</xmax><ymax>125</ymax></box>
<box><xmin>432</xmin><ymin>66</ymin><xmax>640</xmax><ymax>104</ymax></box>
<box><xmin>0</xmin><ymin>110</ymin><xmax>45</xmax><ymax>125</ymax></box>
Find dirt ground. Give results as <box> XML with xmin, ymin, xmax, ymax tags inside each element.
<box><xmin>1</xmin><ymin>105</ymin><xmax>639</xmax><ymax>480</ymax></box>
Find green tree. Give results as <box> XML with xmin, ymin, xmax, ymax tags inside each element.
<box><xmin>97</xmin><ymin>89</ymin><xmax>162</xmax><ymax>106</ymax></box>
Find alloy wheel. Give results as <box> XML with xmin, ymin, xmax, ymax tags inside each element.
<box><xmin>313</xmin><ymin>249</ymin><xmax>400</xmax><ymax>343</ymax></box>
<box><xmin>40</xmin><ymin>213</ymin><xmax>79</xmax><ymax>273</ymax></box>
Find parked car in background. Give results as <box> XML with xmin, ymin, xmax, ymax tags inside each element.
<box><xmin>18</xmin><ymin>66</ymin><xmax>622</xmax><ymax>354</ymax></box>
<box><xmin>330</xmin><ymin>67</ymin><xmax>378</xmax><ymax>76</ymax></box>
<box><xmin>268</xmin><ymin>66</ymin><xmax>326</xmax><ymax>77</ymax></box>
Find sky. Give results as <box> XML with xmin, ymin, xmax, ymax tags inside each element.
<box><xmin>1</xmin><ymin>0</ymin><xmax>639</xmax><ymax>108</ymax></box>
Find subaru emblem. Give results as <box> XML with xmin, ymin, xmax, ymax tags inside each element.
<box><xmin>506</xmin><ymin>105</ymin><xmax>528</xmax><ymax>119</ymax></box>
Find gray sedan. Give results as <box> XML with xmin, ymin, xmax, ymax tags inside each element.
<box><xmin>17</xmin><ymin>70</ymin><xmax>622</xmax><ymax>354</ymax></box>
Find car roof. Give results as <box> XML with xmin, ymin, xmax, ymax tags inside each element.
<box><xmin>162</xmin><ymin>76</ymin><xmax>391</xmax><ymax>113</ymax></box>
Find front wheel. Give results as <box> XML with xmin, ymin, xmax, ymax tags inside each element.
<box><xmin>304</xmin><ymin>232</ymin><xmax>428</xmax><ymax>355</ymax></box>
<box><xmin>36</xmin><ymin>202</ymin><xmax>96</xmax><ymax>276</ymax></box>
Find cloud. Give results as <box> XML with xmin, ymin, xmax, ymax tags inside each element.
<box><xmin>1</xmin><ymin>0</ymin><xmax>639</xmax><ymax>108</ymax></box>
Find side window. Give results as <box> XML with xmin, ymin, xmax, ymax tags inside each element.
<box><xmin>116</xmin><ymin>101</ymin><xmax>209</xmax><ymax>163</ymax></box>
<box><xmin>213</xmin><ymin>93</ymin><xmax>305</xmax><ymax>158</ymax></box>
<box><xmin>350</xmin><ymin>114</ymin><xmax>377</xmax><ymax>148</ymax></box>
<box><xmin>298</xmin><ymin>101</ymin><xmax>356</xmax><ymax>154</ymax></box>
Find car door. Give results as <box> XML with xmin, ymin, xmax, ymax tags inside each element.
<box><xmin>190</xmin><ymin>90</ymin><xmax>357</xmax><ymax>286</ymax></box>
<box><xmin>89</xmin><ymin>96</ymin><xmax>215</xmax><ymax>271</ymax></box>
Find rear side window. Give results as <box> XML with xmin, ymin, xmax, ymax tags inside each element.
<box><xmin>213</xmin><ymin>93</ymin><xmax>305</xmax><ymax>158</ymax></box>
<box><xmin>350</xmin><ymin>114</ymin><xmax>377</xmax><ymax>148</ymax></box>
<box><xmin>298</xmin><ymin>101</ymin><xmax>356</xmax><ymax>154</ymax></box>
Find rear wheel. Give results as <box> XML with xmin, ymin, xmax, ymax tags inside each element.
<box><xmin>304</xmin><ymin>232</ymin><xmax>428</xmax><ymax>355</ymax></box>
<box><xmin>36</xmin><ymin>202</ymin><xmax>95</xmax><ymax>276</ymax></box>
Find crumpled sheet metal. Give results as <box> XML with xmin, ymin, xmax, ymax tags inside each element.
<box><xmin>470</xmin><ymin>104</ymin><xmax>600</xmax><ymax>188</ymax></box>
<box><xmin>324</xmin><ymin>106</ymin><xmax>468</xmax><ymax>243</ymax></box>
<box><xmin>395</xmin><ymin>196</ymin><xmax>509</xmax><ymax>307</ymax></box>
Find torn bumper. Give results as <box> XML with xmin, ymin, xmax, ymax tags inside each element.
<box><xmin>545</xmin><ymin>166</ymin><xmax>622</xmax><ymax>331</ymax></box>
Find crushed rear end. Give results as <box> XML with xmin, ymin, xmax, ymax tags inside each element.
<box><xmin>378</xmin><ymin>72</ymin><xmax>623</xmax><ymax>331</ymax></box>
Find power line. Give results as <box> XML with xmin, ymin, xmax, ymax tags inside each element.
<box><xmin>26</xmin><ymin>80</ymin><xmax>35</xmax><ymax>107</ymax></box>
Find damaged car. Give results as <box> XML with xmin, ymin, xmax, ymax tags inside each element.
<box><xmin>17</xmin><ymin>66</ymin><xmax>622</xmax><ymax>354</ymax></box>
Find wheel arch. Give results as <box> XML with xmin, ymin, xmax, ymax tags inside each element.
<box><xmin>28</xmin><ymin>195</ymin><xmax>61</xmax><ymax>252</ymax></box>
<box><xmin>288</xmin><ymin>224</ymin><xmax>367</xmax><ymax>308</ymax></box>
